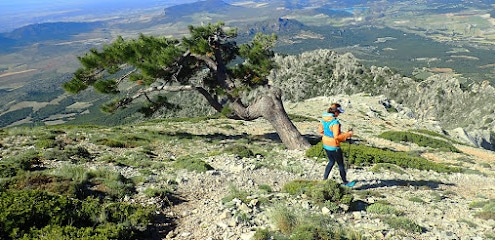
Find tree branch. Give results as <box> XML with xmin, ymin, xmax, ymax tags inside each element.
<box><xmin>116</xmin><ymin>68</ymin><xmax>136</xmax><ymax>84</ymax></box>
<box><xmin>190</xmin><ymin>52</ymin><xmax>217</xmax><ymax>71</ymax></box>
<box><xmin>116</xmin><ymin>84</ymin><xmax>225</xmax><ymax>113</ymax></box>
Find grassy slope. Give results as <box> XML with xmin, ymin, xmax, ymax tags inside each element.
<box><xmin>1</xmin><ymin>94</ymin><xmax>495</xmax><ymax>239</ymax></box>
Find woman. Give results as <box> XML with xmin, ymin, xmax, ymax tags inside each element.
<box><xmin>318</xmin><ymin>103</ymin><xmax>354</xmax><ymax>186</ymax></box>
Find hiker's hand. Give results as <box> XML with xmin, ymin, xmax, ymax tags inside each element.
<box><xmin>348</xmin><ymin>130</ymin><xmax>354</xmax><ymax>137</ymax></box>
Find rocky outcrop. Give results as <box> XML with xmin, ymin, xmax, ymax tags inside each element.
<box><xmin>269</xmin><ymin>49</ymin><xmax>495</xmax><ymax>150</ymax></box>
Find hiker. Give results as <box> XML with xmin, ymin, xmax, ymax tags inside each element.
<box><xmin>318</xmin><ymin>103</ymin><xmax>354</xmax><ymax>186</ymax></box>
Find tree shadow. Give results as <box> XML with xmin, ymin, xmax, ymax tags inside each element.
<box><xmin>160</xmin><ymin>130</ymin><xmax>284</xmax><ymax>145</ymax></box>
<box><xmin>354</xmin><ymin>179</ymin><xmax>455</xmax><ymax>191</ymax></box>
<box><xmin>146</xmin><ymin>193</ymin><xmax>187</xmax><ymax>240</ymax></box>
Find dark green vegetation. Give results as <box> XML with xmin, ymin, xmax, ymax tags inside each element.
<box><xmin>0</xmin><ymin>190</ymin><xmax>153</xmax><ymax>239</ymax></box>
<box><xmin>378</xmin><ymin>130</ymin><xmax>461</xmax><ymax>152</ymax></box>
<box><xmin>0</xmin><ymin>125</ymin><xmax>166</xmax><ymax>239</ymax></box>
<box><xmin>305</xmin><ymin>141</ymin><xmax>462</xmax><ymax>174</ymax></box>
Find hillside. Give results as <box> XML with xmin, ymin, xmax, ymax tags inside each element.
<box><xmin>1</xmin><ymin>93</ymin><xmax>494</xmax><ymax>239</ymax></box>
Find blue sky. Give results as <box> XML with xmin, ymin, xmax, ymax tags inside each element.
<box><xmin>0</xmin><ymin>0</ymin><xmax>200</xmax><ymax>32</ymax></box>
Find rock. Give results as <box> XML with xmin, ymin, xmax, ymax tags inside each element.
<box><xmin>322</xmin><ymin>207</ymin><xmax>331</xmax><ymax>214</ymax></box>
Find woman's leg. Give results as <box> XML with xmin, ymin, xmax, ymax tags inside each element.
<box><xmin>323</xmin><ymin>149</ymin><xmax>336</xmax><ymax>180</ymax></box>
<box><xmin>334</xmin><ymin>149</ymin><xmax>348</xmax><ymax>183</ymax></box>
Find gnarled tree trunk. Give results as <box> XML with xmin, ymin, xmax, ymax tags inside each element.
<box><xmin>230</xmin><ymin>86</ymin><xmax>311</xmax><ymax>150</ymax></box>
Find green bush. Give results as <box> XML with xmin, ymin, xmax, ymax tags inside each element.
<box><xmin>288</xmin><ymin>114</ymin><xmax>317</xmax><ymax>122</ymax></box>
<box><xmin>290</xmin><ymin>225</ymin><xmax>333</xmax><ymax>240</ymax></box>
<box><xmin>0</xmin><ymin>190</ymin><xmax>155</xmax><ymax>240</ymax></box>
<box><xmin>95</xmin><ymin>138</ymin><xmax>128</xmax><ymax>148</ymax></box>
<box><xmin>270</xmin><ymin>205</ymin><xmax>299</xmax><ymax>235</ymax></box>
<box><xmin>172</xmin><ymin>156</ymin><xmax>214</xmax><ymax>173</ymax></box>
<box><xmin>19</xmin><ymin>224</ymin><xmax>125</xmax><ymax>240</ymax></box>
<box><xmin>475</xmin><ymin>202</ymin><xmax>495</xmax><ymax>220</ymax></box>
<box><xmin>304</xmin><ymin>142</ymin><xmax>326</xmax><ymax>160</ymax></box>
<box><xmin>258</xmin><ymin>184</ymin><xmax>273</xmax><ymax>193</ymax></box>
<box><xmin>382</xmin><ymin>216</ymin><xmax>423</xmax><ymax>233</ymax></box>
<box><xmin>7</xmin><ymin>171</ymin><xmax>76</xmax><ymax>197</ymax></box>
<box><xmin>252</xmin><ymin>229</ymin><xmax>286</xmax><ymax>240</ymax></box>
<box><xmin>224</xmin><ymin>144</ymin><xmax>254</xmax><ymax>158</ymax></box>
<box><xmin>35</xmin><ymin>137</ymin><xmax>57</xmax><ymax>149</ymax></box>
<box><xmin>305</xmin><ymin>141</ymin><xmax>461</xmax><ymax>173</ymax></box>
<box><xmin>366</xmin><ymin>202</ymin><xmax>403</xmax><ymax>215</ymax></box>
<box><xmin>282</xmin><ymin>179</ymin><xmax>318</xmax><ymax>195</ymax></box>
<box><xmin>86</xmin><ymin>169</ymin><xmax>136</xmax><ymax>200</ymax></box>
<box><xmin>221</xmin><ymin>184</ymin><xmax>250</xmax><ymax>204</ymax></box>
<box><xmin>0</xmin><ymin>150</ymin><xmax>42</xmax><ymax>178</ymax></box>
<box><xmin>283</xmin><ymin>179</ymin><xmax>353</xmax><ymax>210</ymax></box>
<box><xmin>307</xmin><ymin>180</ymin><xmax>353</xmax><ymax>205</ymax></box>
<box><xmin>378</xmin><ymin>131</ymin><xmax>460</xmax><ymax>152</ymax></box>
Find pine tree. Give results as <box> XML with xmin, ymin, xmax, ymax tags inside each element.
<box><xmin>63</xmin><ymin>22</ymin><xmax>310</xmax><ymax>150</ymax></box>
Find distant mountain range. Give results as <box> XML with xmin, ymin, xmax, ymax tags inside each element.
<box><xmin>0</xmin><ymin>0</ymin><xmax>200</xmax><ymax>33</ymax></box>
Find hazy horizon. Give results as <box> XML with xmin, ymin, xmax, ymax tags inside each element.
<box><xmin>0</xmin><ymin>0</ymin><xmax>201</xmax><ymax>33</ymax></box>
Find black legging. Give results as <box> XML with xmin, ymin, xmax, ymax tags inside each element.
<box><xmin>323</xmin><ymin>148</ymin><xmax>347</xmax><ymax>183</ymax></box>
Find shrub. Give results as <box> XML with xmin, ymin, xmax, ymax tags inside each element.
<box><xmin>19</xmin><ymin>224</ymin><xmax>126</xmax><ymax>240</ymax></box>
<box><xmin>8</xmin><ymin>172</ymin><xmax>76</xmax><ymax>197</ymax></box>
<box><xmin>0</xmin><ymin>190</ymin><xmax>155</xmax><ymax>239</ymax></box>
<box><xmin>172</xmin><ymin>156</ymin><xmax>214</xmax><ymax>173</ymax></box>
<box><xmin>50</xmin><ymin>165</ymin><xmax>135</xmax><ymax>200</ymax></box>
<box><xmin>475</xmin><ymin>202</ymin><xmax>495</xmax><ymax>220</ymax></box>
<box><xmin>382</xmin><ymin>216</ymin><xmax>423</xmax><ymax>233</ymax></box>
<box><xmin>270</xmin><ymin>205</ymin><xmax>299</xmax><ymax>235</ymax></box>
<box><xmin>307</xmin><ymin>180</ymin><xmax>353</xmax><ymax>206</ymax></box>
<box><xmin>282</xmin><ymin>179</ymin><xmax>318</xmax><ymax>195</ymax></box>
<box><xmin>224</xmin><ymin>144</ymin><xmax>254</xmax><ymax>158</ymax></box>
<box><xmin>221</xmin><ymin>184</ymin><xmax>250</xmax><ymax>204</ymax></box>
<box><xmin>143</xmin><ymin>188</ymin><xmax>172</xmax><ymax>199</ymax></box>
<box><xmin>35</xmin><ymin>137</ymin><xmax>57</xmax><ymax>149</ymax></box>
<box><xmin>408</xmin><ymin>196</ymin><xmax>425</xmax><ymax>203</ymax></box>
<box><xmin>110</xmin><ymin>151</ymin><xmax>152</xmax><ymax>167</ymax></box>
<box><xmin>258</xmin><ymin>184</ymin><xmax>273</xmax><ymax>193</ymax></box>
<box><xmin>95</xmin><ymin>138</ymin><xmax>128</xmax><ymax>148</ymax></box>
<box><xmin>86</xmin><ymin>169</ymin><xmax>136</xmax><ymax>200</ymax></box>
<box><xmin>306</xmin><ymin>141</ymin><xmax>461</xmax><ymax>173</ymax></box>
<box><xmin>283</xmin><ymin>179</ymin><xmax>353</xmax><ymax>210</ymax></box>
<box><xmin>378</xmin><ymin>131</ymin><xmax>460</xmax><ymax>152</ymax></box>
<box><xmin>366</xmin><ymin>202</ymin><xmax>403</xmax><ymax>215</ymax></box>
<box><xmin>288</xmin><ymin>114</ymin><xmax>317</xmax><ymax>122</ymax></box>
<box><xmin>290</xmin><ymin>225</ymin><xmax>333</xmax><ymax>240</ymax></box>
<box><xmin>252</xmin><ymin>229</ymin><xmax>286</xmax><ymax>240</ymax></box>
<box><xmin>345</xmin><ymin>143</ymin><xmax>461</xmax><ymax>173</ymax></box>
<box><xmin>0</xmin><ymin>150</ymin><xmax>41</xmax><ymax>178</ymax></box>
<box><xmin>304</xmin><ymin>142</ymin><xmax>326</xmax><ymax>160</ymax></box>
